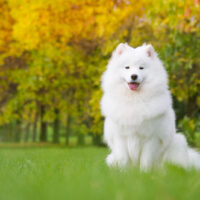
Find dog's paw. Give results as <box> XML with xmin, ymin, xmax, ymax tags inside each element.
<box><xmin>106</xmin><ymin>153</ymin><xmax>128</xmax><ymax>168</ymax></box>
<box><xmin>106</xmin><ymin>154</ymin><xmax>117</xmax><ymax>167</ymax></box>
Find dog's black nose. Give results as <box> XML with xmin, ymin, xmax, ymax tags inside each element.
<box><xmin>131</xmin><ymin>74</ymin><xmax>138</xmax><ymax>81</ymax></box>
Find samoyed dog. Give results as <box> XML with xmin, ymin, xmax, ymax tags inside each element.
<box><xmin>100</xmin><ymin>43</ymin><xmax>200</xmax><ymax>171</ymax></box>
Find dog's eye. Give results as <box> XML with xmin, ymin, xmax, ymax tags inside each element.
<box><xmin>139</xmin><ymin>66</ymin><xmax>144</xmax><ymax>70</ymax></box>
<box><xmin>125</xmin><ymin>66</ymin><xmax>130</xmax><ymax>69</ymax></box>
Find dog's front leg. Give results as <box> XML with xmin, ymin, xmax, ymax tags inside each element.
<box><xmin>127</xmin><ymin>135</ymin><xmax>141</xmax><ymax>166</ymax></box>
<box><xmin>140</xmin><ymin>137</ymin><xmax>162</xmax><ymax>171</ymax></box>
<box><xmin>106</xmin><ymin>135</ymin><xmax>129</xmax><ymax>168</ymax></box>
<box><xmin>104</xmin><ymin>118</ymin><xmax>129</xmax><ymax>168</ymax></box>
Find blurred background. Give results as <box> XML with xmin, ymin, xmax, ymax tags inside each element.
<box><xmin>0</xmin><ymin>0</ymin><xmax>199</xmax><ymax>147</ymax></box>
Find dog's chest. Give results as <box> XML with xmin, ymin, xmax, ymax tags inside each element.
<box><xmin>102</xmin><ymin>95</ymin><xmax>149</xmax><ymax>125</ymax></box>
<box><xmin>117</xmin><ymin>117</ymin><xmax>161</xmax><ymax>138</ymax></box>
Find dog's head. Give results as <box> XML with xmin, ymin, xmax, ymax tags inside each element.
<box><xmin>102</xmin><ymin>43</ymin><xmax>168</xmax><ymax>94</ymax></box>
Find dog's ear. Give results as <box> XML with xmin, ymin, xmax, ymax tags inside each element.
<box><xmin>112</xmin><ymin>43</ymin><xmax>128</xmax><ymax>57</ymax></box>
<box><xmin>145</xmin><ymin>44</ymin><xmax>156</xmax><ymax>58</ymax></box>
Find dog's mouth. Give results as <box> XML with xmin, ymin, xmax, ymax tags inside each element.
<box><xmin>128</xmin><ymin>82</ymin><xmax>140</xmax><ymax>91</ymax></box>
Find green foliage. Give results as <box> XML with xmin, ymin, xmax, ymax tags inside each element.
<box><xmin>178</xmin><ymin>116</ymin><xmax>200</xmax><ymax>147</ymax></box>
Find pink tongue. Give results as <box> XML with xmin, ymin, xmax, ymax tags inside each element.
<box><xmin>128</xmin><ymin>83</ymin><xmax>139</xmax><ymax>90</ymax></box>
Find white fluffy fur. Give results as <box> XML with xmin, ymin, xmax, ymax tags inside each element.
<box><xmin>100</xmin><ymin>43</ymin><xmax>200</xmax><ymax>171</ymax></box>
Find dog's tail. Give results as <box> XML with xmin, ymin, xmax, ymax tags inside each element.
<box><xmin>187</xmin><ymin>148</ymin><xmax>200</xmax><ymax>169</ymax></box>
<box><xmin>164</xmin><ymin>133</ymin><xmax>200</xmax><ymax>169</ymax></box>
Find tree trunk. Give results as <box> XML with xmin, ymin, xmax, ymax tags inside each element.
<box><xmin>32</xmin><ymin>115</ymin><xmax>38</xmax><ymax>142</ymax></box>
<box><xmin>40</xmin><ymin>105</ymin><xmax>47</xmax><ymax>142</ymax></box>
<box><xmin>9</xmin><ymin>123</ymin><xmax>14</xmax><ymax>142</ymax></box>
<box><xmin>15</xmin><ymin>120</ymin><xmax>21</xmax><ymax>142</ymax></box>
<box><xmin>0</xmin><ymin>126</ymin><xmax>3</xmax><ymax>142</ymax></box>
<box><xmin>92</xmin><ymin>134</ymin><xmax>102</xmax><ymax>146</ymax></box>
<box><xmin>65</xmin><ymin>115</ymin><xmax>71</xmax><ymax>145</ymax></box>
<box><xmin>53</xmin><ymin>108</ymin><xmax>60</xmax><ymax>143</ymax></box>
<box><xmin>77</xmin><ymin>133</ymin><xmax>84</xmax><ymax>145</ymax></box>
<box><xmin>2</xmin><ymin>123</ymin><xmax>13</xmax><ymax>142</ymax></box>
<box><xmin>24</xmin><ymin>123</ymin><xmax>31</xmax><ymax>142</ymax></box>
<box><xmin>2</xmin><ymin>124</ymin><xmax>8</xmax><ymax>142</ymax></box>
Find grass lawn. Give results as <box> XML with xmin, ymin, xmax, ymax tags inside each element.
<box><xmin>0</xmin><ymin>146</ymin><xmax>200</xmax><ymax>200</ymax></box>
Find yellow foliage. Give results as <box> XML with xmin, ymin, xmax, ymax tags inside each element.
<box><xmin>6</xmin><ymin>0</ymin><xmax>145</xmax><ymax>51</ymax></box>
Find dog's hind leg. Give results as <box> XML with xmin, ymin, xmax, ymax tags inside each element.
<box><xmin>164</xmin><ymin>133</ymin><xmax>200</xmax><ymax>169</ymax></box>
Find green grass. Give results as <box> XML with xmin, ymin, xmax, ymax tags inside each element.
<box><xmin>0</xmin><ymin>147</ymin><xmax>200</xmax><ymax>200</ymax></box>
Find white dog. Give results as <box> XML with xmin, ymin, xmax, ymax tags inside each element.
<box><xmin>100</xmin><ymin>43</ymin><xmax>200</xmax><ymax>171</ymax></box>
